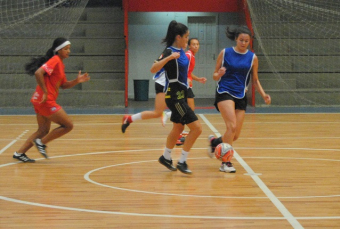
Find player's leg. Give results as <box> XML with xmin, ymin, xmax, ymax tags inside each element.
<box><xmin>13</xmin><ymin>113</ymin><xmax>51</xmax><ymax>162</ymax></box>
<box><xmin>122</xmin><ymin>92</ymin><xmax>167</xmax><ymax>133</ymax></box>
<box><xmin>217</xmin><ymin>100</ymin><xmax>238</xmax><ymax>173</ymax></box>
<box><xmin>182</xmin><ymin>120</ymin><xmax>201</xmax><ymax>152</ymax></box>
<box><xmin>33</xmin><ymin>108</ymin><xmax>73</xmax><ymax>158</ymax></box>
<box><xmin>218</xmin><ymin>100</ymin><xmax>237</xmax><ymax>145</ymax></box>
<box><xmin>141</xmin><ymin>92</ymin><xmax>166</xmax><ymax>119</ymax></box>
<box><xmin>158</xmin><ymin>122</ymin><xmax>184</xmax><ymax>171</ymax></box>
<box><xmin>233</xmin><ymin>109</ymin><xmax>246</xmax><ymax>141</ymax></box>
<box><xmin>42</xmin><ymin>108</ymin><xmax>73</xmax><ymax>143</ymax></box>
<box><xmin>187</xmin><ymin>98</ymin><xmax>195</xmax><ymax>111</ymax></box>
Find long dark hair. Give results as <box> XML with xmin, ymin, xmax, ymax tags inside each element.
<box><xmin>162</xmin><ymin>20</ymin><xmax>188</xmax><ymax>47</ymax></box>
<box><xmin>226</xmin><ymin>26</ymin><xmax>252</xmax><ymax>41</ymax></box>
<box><xmin>25</xmin><ymin>37</ymin><xmax>68</xmax><ymax>76</ymax></box>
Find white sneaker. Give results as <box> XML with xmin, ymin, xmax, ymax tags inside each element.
<box><xmin>161</xmin><ymin>111</ymin><xmax>168</xmax><ymax>127</ymax></box>
<box><xmin>207</xmin><ymin>135</ymin><xmax>215</xmax><ymax>158</ymax></box>
<box><xmin>219</xmin><ymin>162</ymin><xmax>236</xmax><ymax>173</ymax></box>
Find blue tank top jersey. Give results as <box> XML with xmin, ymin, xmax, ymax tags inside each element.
<box><xmin>217</xmin><ymin>47</ymin><xmax>255</xmax><ymax>99</ymax></box>
<box><xmin>156</xmin><ymin>46</ymin><xmax>189</xmax><ymax>91</ymax></box>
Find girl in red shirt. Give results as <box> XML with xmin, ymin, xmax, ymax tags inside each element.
<box><xmin>13</xmin><ymin>37</ymin><xmax>90</xmax><ymax>162</ymax></box>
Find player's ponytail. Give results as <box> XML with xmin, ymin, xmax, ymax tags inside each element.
<box><xmin>226</xmin><ymin>26</ymin><xmax>252</xmax><ymax>41</ymax></box>
<box><xmin>162</xmin><ymin>20</ymin><xmax>188</xmax><ymax>47</ymax></box>
<box><xmin>25</xmin><ymin>37</ymin><xmax>68</xmax><ymax>76</ymax></box>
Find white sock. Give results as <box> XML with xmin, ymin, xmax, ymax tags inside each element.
<box><xmin>166</xmin><ymin>111</ymin><xmax>172</xmax><ymax>118</ymax></box>
<box><xmin>131</xmin><ymin>113</ymin><xmax>142</xmax><ymax>122</ymax></box>
<box><xmin>179</xmin><ymin>149</ymin><xmax>189</xmax><ymax>163</ymax></box>
<box><xmin>14</xmin><ymin>152</ymin><xmax>21</xmax><ymax>156</ymax></box>
<box><xmin>163</xmin><ymin>147</ymin><xmax>172</xmax><ymax>160</ymax></box>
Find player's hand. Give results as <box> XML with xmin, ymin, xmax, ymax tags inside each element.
<box><xmin>218</xmin><ymin>67</ymin><xmax>226</xmax><ymax>78</ymax></box>
<box><xmin>170</xmin><ymin>52</ymin><xmax>180</xmax><ymax>60</ymax></box>
<box><xmin>198</xmin><ymin>77</ymin><xmax>207</xmax><ymax>84</ymax></box>
<box><xmin>77</xmin><ymin>71</ymin><xmax>90</xmax><ymax>83</ymax></box>
<box><xmin>39</xmin><ymin>93</ymin><xmax>47</xmax><ymax>104</ymax></box>
<box><xmin>264</xmin><ymin>94</ymin><xmax>271</xmax><ymax>105</ymax></box>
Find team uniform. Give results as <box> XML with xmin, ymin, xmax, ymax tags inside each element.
<box><xmin>214</xmin><ymin>47</ymin><xmax>255</xmax><ymax>111</ymax></box>
<box><xmin>31</xmin><ymin>55</ymin><xmax>67</xmax><ymax>116</ymax></box>
<box><xmin>185</xmin><ymin>50</ymin><xmax>195</xmax><ymax>99</ymax></box>
<box><xmin>153</xmin><ymin>68</ymin><xmax>166</xmax><ymax>94</ymax></box>
<box><xmin>156</xmin><ymin>46</ymin><xmax>198</xmax><ymax>125</ymax></box>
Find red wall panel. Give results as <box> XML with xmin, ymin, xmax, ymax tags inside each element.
<box><xmin>126</xmin><ymin>0</ymin><xmax>241</xmax><ymax>12</ymax></box>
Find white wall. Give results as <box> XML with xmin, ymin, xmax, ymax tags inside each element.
<box><xmin>128</xmin><ymin>12</ymin><xmax>243</xmax><ymax>99</ymax></box>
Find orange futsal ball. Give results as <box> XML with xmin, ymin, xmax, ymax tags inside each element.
<box><xmin>214</xmin><ymin>143</ymin><xmax>234</xmax><ymax>162</ymax></box>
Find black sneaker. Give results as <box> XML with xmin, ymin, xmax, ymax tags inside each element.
<box><xmin>176</xmin><ymin>137</ymin><xmax>185</xmax><ymax>146</ymax></box>
<box><xmin>176</xmin><ymin>161</ymin><xmax>192</xmax><ymax>174</ymax></box>
<box><xmin>158</xmin><ymin>155</ymin><xmax>177</xmax><ymax>171</ymax></box>
<box><xmin>13</xmin><ymin>152</ymin><xmax>35</xmax><ymax>163</ymax></box>
<box><xmin>33</xmin><ymin>138</ymin><xmax>48</xmax><ymax>158</ymax></box>
<box><xmin>121</xmin><ymin>115</ymin><xmax>131</xmax><ymax>133</ymax></box>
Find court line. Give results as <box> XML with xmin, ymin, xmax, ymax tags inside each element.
<box><xmin>0</xmin><ymin>130</ymin><xmax>29</xmax><ymax>155</ymax></box>
<box><xmin>1</xmin><ymin>150</ymin><xmax>340</xmax><ymax>220</ymax></box>
<box><xmin>199</xmin><ymin>114</ymin><xmax>304</xmax><ymax>229</ymax></box>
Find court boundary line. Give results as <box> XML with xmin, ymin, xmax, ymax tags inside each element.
<box><xmin>0</xmin><ymin>130</ymin><xmax>28</xmax><ymax>155</ymax></box>
<box><xmin>199</xmin><ymin>114</ymin><xmax>303</xmax><ymax>228</ymax></box>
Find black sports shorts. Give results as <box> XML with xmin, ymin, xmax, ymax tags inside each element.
<box><xmin>214</xmin><ymin>91</ymin><xmax>247</xmax><ymax>111</ymax></box>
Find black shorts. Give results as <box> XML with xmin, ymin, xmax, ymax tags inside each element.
<box><xmin>214</xmin><ymin>91</ymin><xmax>247</xmax><ymax>111</ymax></box>
<box><xmin>165</xmin><ymin>82</ymin><xmax>198</xmax><ymax>125</ymax></box>
<box><xmin>166</xmin><ymin>99</ymin><xmax>198</xmax><ymax>125</ymax></box>
<box><xmin>187</xmin><ymin>87</ymin><xmax>195</xmax><ymax>98</ymax></box>
<box><xmin>155</xmin><ymin>82</ymin><xmax>165</xmax><ymax>94</ymax></box>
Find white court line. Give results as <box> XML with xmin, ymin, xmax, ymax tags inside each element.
<box><xmin>199</xmin><ymin>114</ymin><xmax>304</xmax><ymax>229</ymax></box>
<box><xmin>0</xmin><ymin>130</ymin><xmax>29</xmax><ymax>155</ymax></box>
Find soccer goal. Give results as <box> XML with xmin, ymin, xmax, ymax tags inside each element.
<box><xmin>246</xmin><ymin>0</ymin><xmax>340</xmax><ymax>107</ymax></box>
<box><xmin>0</xmin><ymin>0</ymin><xmax>89</xmax><ymax>107</ymax></box>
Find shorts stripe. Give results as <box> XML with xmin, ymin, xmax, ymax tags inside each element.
<box><xmin>175</xmin><ymin>102</ymin><xmax>185</xmax><ymax>117</ymax></box>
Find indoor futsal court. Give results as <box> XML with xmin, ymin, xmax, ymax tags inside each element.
<box><xmin>2</xmin><ymin>0</ymin><xmax>340</xmax><ymax>228</ymax></box>
<box><xmin>1</xmin><ymin>109</ymin><xmax>340</xmax><ymax>228</ymax></box>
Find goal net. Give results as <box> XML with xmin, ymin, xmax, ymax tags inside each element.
<box><xmin>246</xmin><ymin>0</ymin><xmax>340</xmax><ymax>107</ymax></box>
<box><xmin>0</xmin><ymin>0</ymin><xmax>89</xmax><ymax>107</ymax></box>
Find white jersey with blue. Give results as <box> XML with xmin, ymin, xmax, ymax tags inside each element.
<box><xmin>153</xmin><ymin>68</ymin><xmax>166</xmax><ymax>89</ymax></box>
<box><xmin>217</xmin><ymin>47</ymin><xmax>255</xmax><ymax>99</ymax></box>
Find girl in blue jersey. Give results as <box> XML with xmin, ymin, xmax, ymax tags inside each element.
<box><xmin>152</xmin><ymin>20</ymin><xmax>202</xmax><ymax>174</ymax></box>
<box><xmin>208</xmin><ymin>26</ymin><xmax>271</xmax><ymax>173</ymax></box>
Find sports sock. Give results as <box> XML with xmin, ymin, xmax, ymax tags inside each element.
<box><xmin>166</xmin><ymin>111</ymin><xmax>171</xmax><ymax>118</ymax></box>
<box><xmin>179</xmin><ymin>149</ymin><xmax>189</xmax><ymax>163</ymax></box>
<box><xmin>131</xmin><ymin>113</ymin><xmax>142</xmax><ymax>122</ymax></box>
<box><xmin>14</xmin><ymin>152</ymin><xmax>22</xmax><ymax>156</ymax></box>
<box><xmin>163</xmin><ymin>147</ymin><xmax>172</xmax><ymax>160</ymax></box>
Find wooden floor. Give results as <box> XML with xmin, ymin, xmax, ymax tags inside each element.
<box><xmin>1</xmin><ymin>113</ymin><xmax>340</xmax><ymax>228</ymax></box>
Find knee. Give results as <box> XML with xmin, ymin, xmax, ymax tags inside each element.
<box><xmin>37</xmin><ymin>128</ymin><xmax>50</xmax><ymax>137</ymax></box>
<box><xmin>192</xmin><ymin>123</ymin><xmax>202</xmax><ymax>136</ymax></box>
<box><xmin>227</xmin><ymin>122</ymin><xmax>237</xmax><ymax>135</ymax></box>
<box><xmin>63</xmin><ymin>121</ymin><xmax>74</xmax><ymax>132</ymax></box>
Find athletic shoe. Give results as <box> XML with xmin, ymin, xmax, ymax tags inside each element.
<box><xmin>33</xmin><ymin>138</ymin><xmax>48</xmax><ymax>158</ymax></box>
<box><xmin>207</xmin><ymin>135</ymin><xmax>216</xmax><ymax>158</ymax></box>
<box><xmin>176</xmin><ymin>136</ymin><xmax>185</xmax><ymax>146</ymax></box>
<box><xmin>158</xmin><ymin>155</ymin><xmax>177</xmax><ymax>171</ymax></box>
<box><xmin>219</xmin><ymin>162</ymin><xmax>236</xmax><ymax>173</ymax></box>
<box><xmin>13</xmin><ymin>152</ymin><xmax>35</xmax><ymax>163</ymax></box>
<box><xmin>181</xmin><ymin>131</ymin><xmax>189</xmax><ymax>137</ymax></box>
<box><xmin>121</xmin><ymin>115</ymin><xmax>131</xmax><ymax>133</ymax></box>
<box><xmin>161</xmin><ymin>111</ymin><xmax>168</xmax><ymax>127</ymax></box>
<box><xmin>176</xmin><ymin>161</ymin><xmax>192</xmax><ymax>174</ymax></box>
